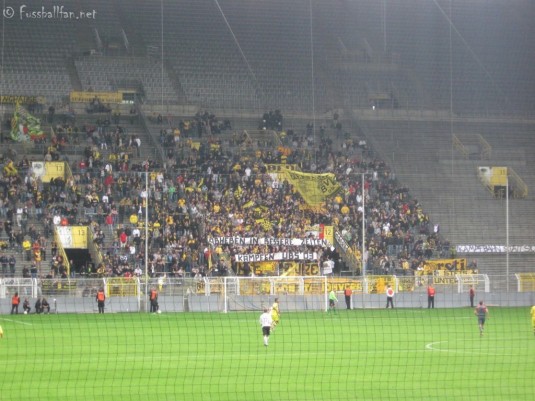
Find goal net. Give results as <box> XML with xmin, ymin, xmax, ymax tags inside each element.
<box><xmin>222</xmin><ymin>276</ymin><xmax>328</xmax><ymax>313</ymax></box>
<box><xmin>456</xmin><ymin>274</ymin><xmax>490</xmax><ymax>293</ymax></box>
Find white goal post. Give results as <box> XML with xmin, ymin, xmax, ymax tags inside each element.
<box><xmin>0</xmin><ymin>278</ymin><xmax>38</xmax><ymax>299</ymax></box>
<box><xmin>222</xmin><ymin>276</ymin><xmax>329</xmax><ymax>313</ymax></box>
<box><xmin>456</xmin><ymin>274</ymin><xmax>490</xmax><ymax>293</ymax></box>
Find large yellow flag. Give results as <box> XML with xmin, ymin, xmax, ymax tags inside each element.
<box><xmin>280</xmin><ymin>167</ymin><xmax>342</xmax><ymax>207</ymax></box>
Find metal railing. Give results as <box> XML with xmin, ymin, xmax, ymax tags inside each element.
<box><xmin>1</xmin><ymin>274</ymin><xmax>531</xmax><ymax>313</ymax></box>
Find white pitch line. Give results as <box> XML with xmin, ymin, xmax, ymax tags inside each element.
<box><xmin>425</xmin><ymin>340</ymin><xmax>522</xmax><ymax>357</ymax></box>
<box><xmin>0</xmin><ymin>318</ymin><xmax>33</xmax><ymax>326</ymax></box>
<box><xmin>426</xmin><ymin>341</ymin><xmax>448</xmax><ymax>351</ymax></box>
<box><xmin>4</xmin><ymin>348</ymin><xmax>431</xmax><ymax>365</ymax></box>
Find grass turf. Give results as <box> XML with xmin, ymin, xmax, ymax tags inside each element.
<box><xmin>0</xmin><ymin>307</ymin><xmax>533</xmax><ymax>401</ymax></box>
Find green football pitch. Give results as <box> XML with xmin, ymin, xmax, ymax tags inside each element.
<box><xmin>0</xmin><ymin>307</ymin><xmax>533</xmax><ymax>401</ymax></box>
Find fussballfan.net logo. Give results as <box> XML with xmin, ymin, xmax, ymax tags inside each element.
<box><xmin>3</xmin><ymin>5</ymin><xmax>97</xmax><ymax>20</ymax></box>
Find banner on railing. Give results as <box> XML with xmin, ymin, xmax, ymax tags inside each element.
<box><xmin>70</xmin><ymin>91</ymin><xmax>123</xmax><ymax>103</ymax></box>
<box><xmin>0</xmin><ymin>95</ymin><xmax>40</xmax><ymax>104</ymax></box>
<box><xmin>420</xmin><ymin>258</ymin><xmax>467</xmax><ymax>274</ymax></box>
<box><xmin>255</xmin><ymin>261</ymin><xmax>278</xmax><ymax>275</ymax></box>
<box><xmin>106</xmin><ymin>277</ymin><xmax>138</xmax><ymax>296</ymax></box>
<box><xmin>203</xmin><ymin>277</ymin><xmax>366</xmax><ymax>296</ymax></box>
<box><xmin>456</xmin><ymin>245</ymin><xmax>535</xmax><ymax>253</ymax></box>
<box><xmin>209</xmin><ymin>237</ymin><xmax>330</xmax><ymax>247</ymax></box>
<box><xmin>234</xmin><ymin>252</ymin><xmax>318</xmax><ymax>262</ymax></box>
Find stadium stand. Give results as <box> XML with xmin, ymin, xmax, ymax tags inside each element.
<box><xmin>75</xmin><ymin>56</ymin><xmax>178</xmax><ymax>104</ymax></box>
<box><xmin>0</xmin><ymin>18</ymin><xmax>76</xmax><ymax>103</ymax></box>
<box><xmin>118</xmin><ymin>0</ymin><xmax>260</xmax><ymax>110</ymax></box>
<box><xmin>360</xmin><ymin>118</ymin><xmax>535</xmax><ymax>289</ymax></box>
<box><xmin>1</xmin><ymin>2</ymin><xmax>535</xmax><ymax>401</ymax></box>
<box><xmin>0</xmin><ymin>0</ymin><xmax>532</xmax><ymax>291</ymax></box>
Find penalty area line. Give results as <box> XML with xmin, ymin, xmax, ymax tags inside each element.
<box><xmin>0</xmin><ymin>318</ymin><xmax>33</xmax><ymax>326</ymax></box>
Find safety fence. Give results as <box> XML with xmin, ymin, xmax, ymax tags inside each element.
<box><xmin>0</xmin><ymin>274</ymin><xmax>532</xmax><ymax>314</ymax></box>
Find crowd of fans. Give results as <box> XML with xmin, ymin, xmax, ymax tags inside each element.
<box><xmin>0</xmin><ymin>108</ymin><xmax>449</xmax><ymax>281</ymax></box>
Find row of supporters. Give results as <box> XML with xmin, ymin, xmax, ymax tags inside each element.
<box><xmin>0</xmin><ymin>113</ymin><xmax>448</xmax><ymax>279</ymax></box>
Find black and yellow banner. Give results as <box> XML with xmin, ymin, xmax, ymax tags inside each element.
<box><xmin>266</xmin><ymin>163</ymin><xmax>299</xmax><ymax>173</ymax></box>
<box><xmin>254</xmin><ymin>261</ymin><xmax>278</xmax><ymax>275</ymax></box>
<box><xmin>106</xmin><ymin>277</ymin><xmax>139</xmax><ymax>296</ymax></box>
<box><xmin>421</xmin><ymin>258</ymin><xmax>467</xmax><ymax>274</ymax></box>
<box><xmin>365</xmin><ymin>275</ymin><xmax>395</xmax><ymax>294</ymax></box>
<box><xmin>0</xmin><ymin>95</ymin><xmax>40</xmax><ymax>104</ymax></box>
<box><xmin>280</xmin><ymin>167</ymin><xmax>342</xmax><ymax>207</ymax></box>
<box><xmin>70</xmin><ymin>91</ymin><xmax>123</xmax><ymax>103</ymax></box>
<box><xmin>235</xmin><ymin>277</ymin><xmax>364</xmax><ymax>296</ymax></box>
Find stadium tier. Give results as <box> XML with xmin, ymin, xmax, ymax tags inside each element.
<box><xmin>0</xmin><ymin>1</ymin><xmax>534</xmax><ymax>401</ymax></box>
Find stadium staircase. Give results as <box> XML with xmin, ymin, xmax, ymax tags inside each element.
<box><xmin>65</xmin><ymin>57</ymin><xmax>83</xmax><ymax>92</ymax></box>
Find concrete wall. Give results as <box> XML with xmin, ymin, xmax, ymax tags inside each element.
<box><xmin>1</xmin><ymin>292</ymin><xmax>534</xmax><ymax>315</ymax></box>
